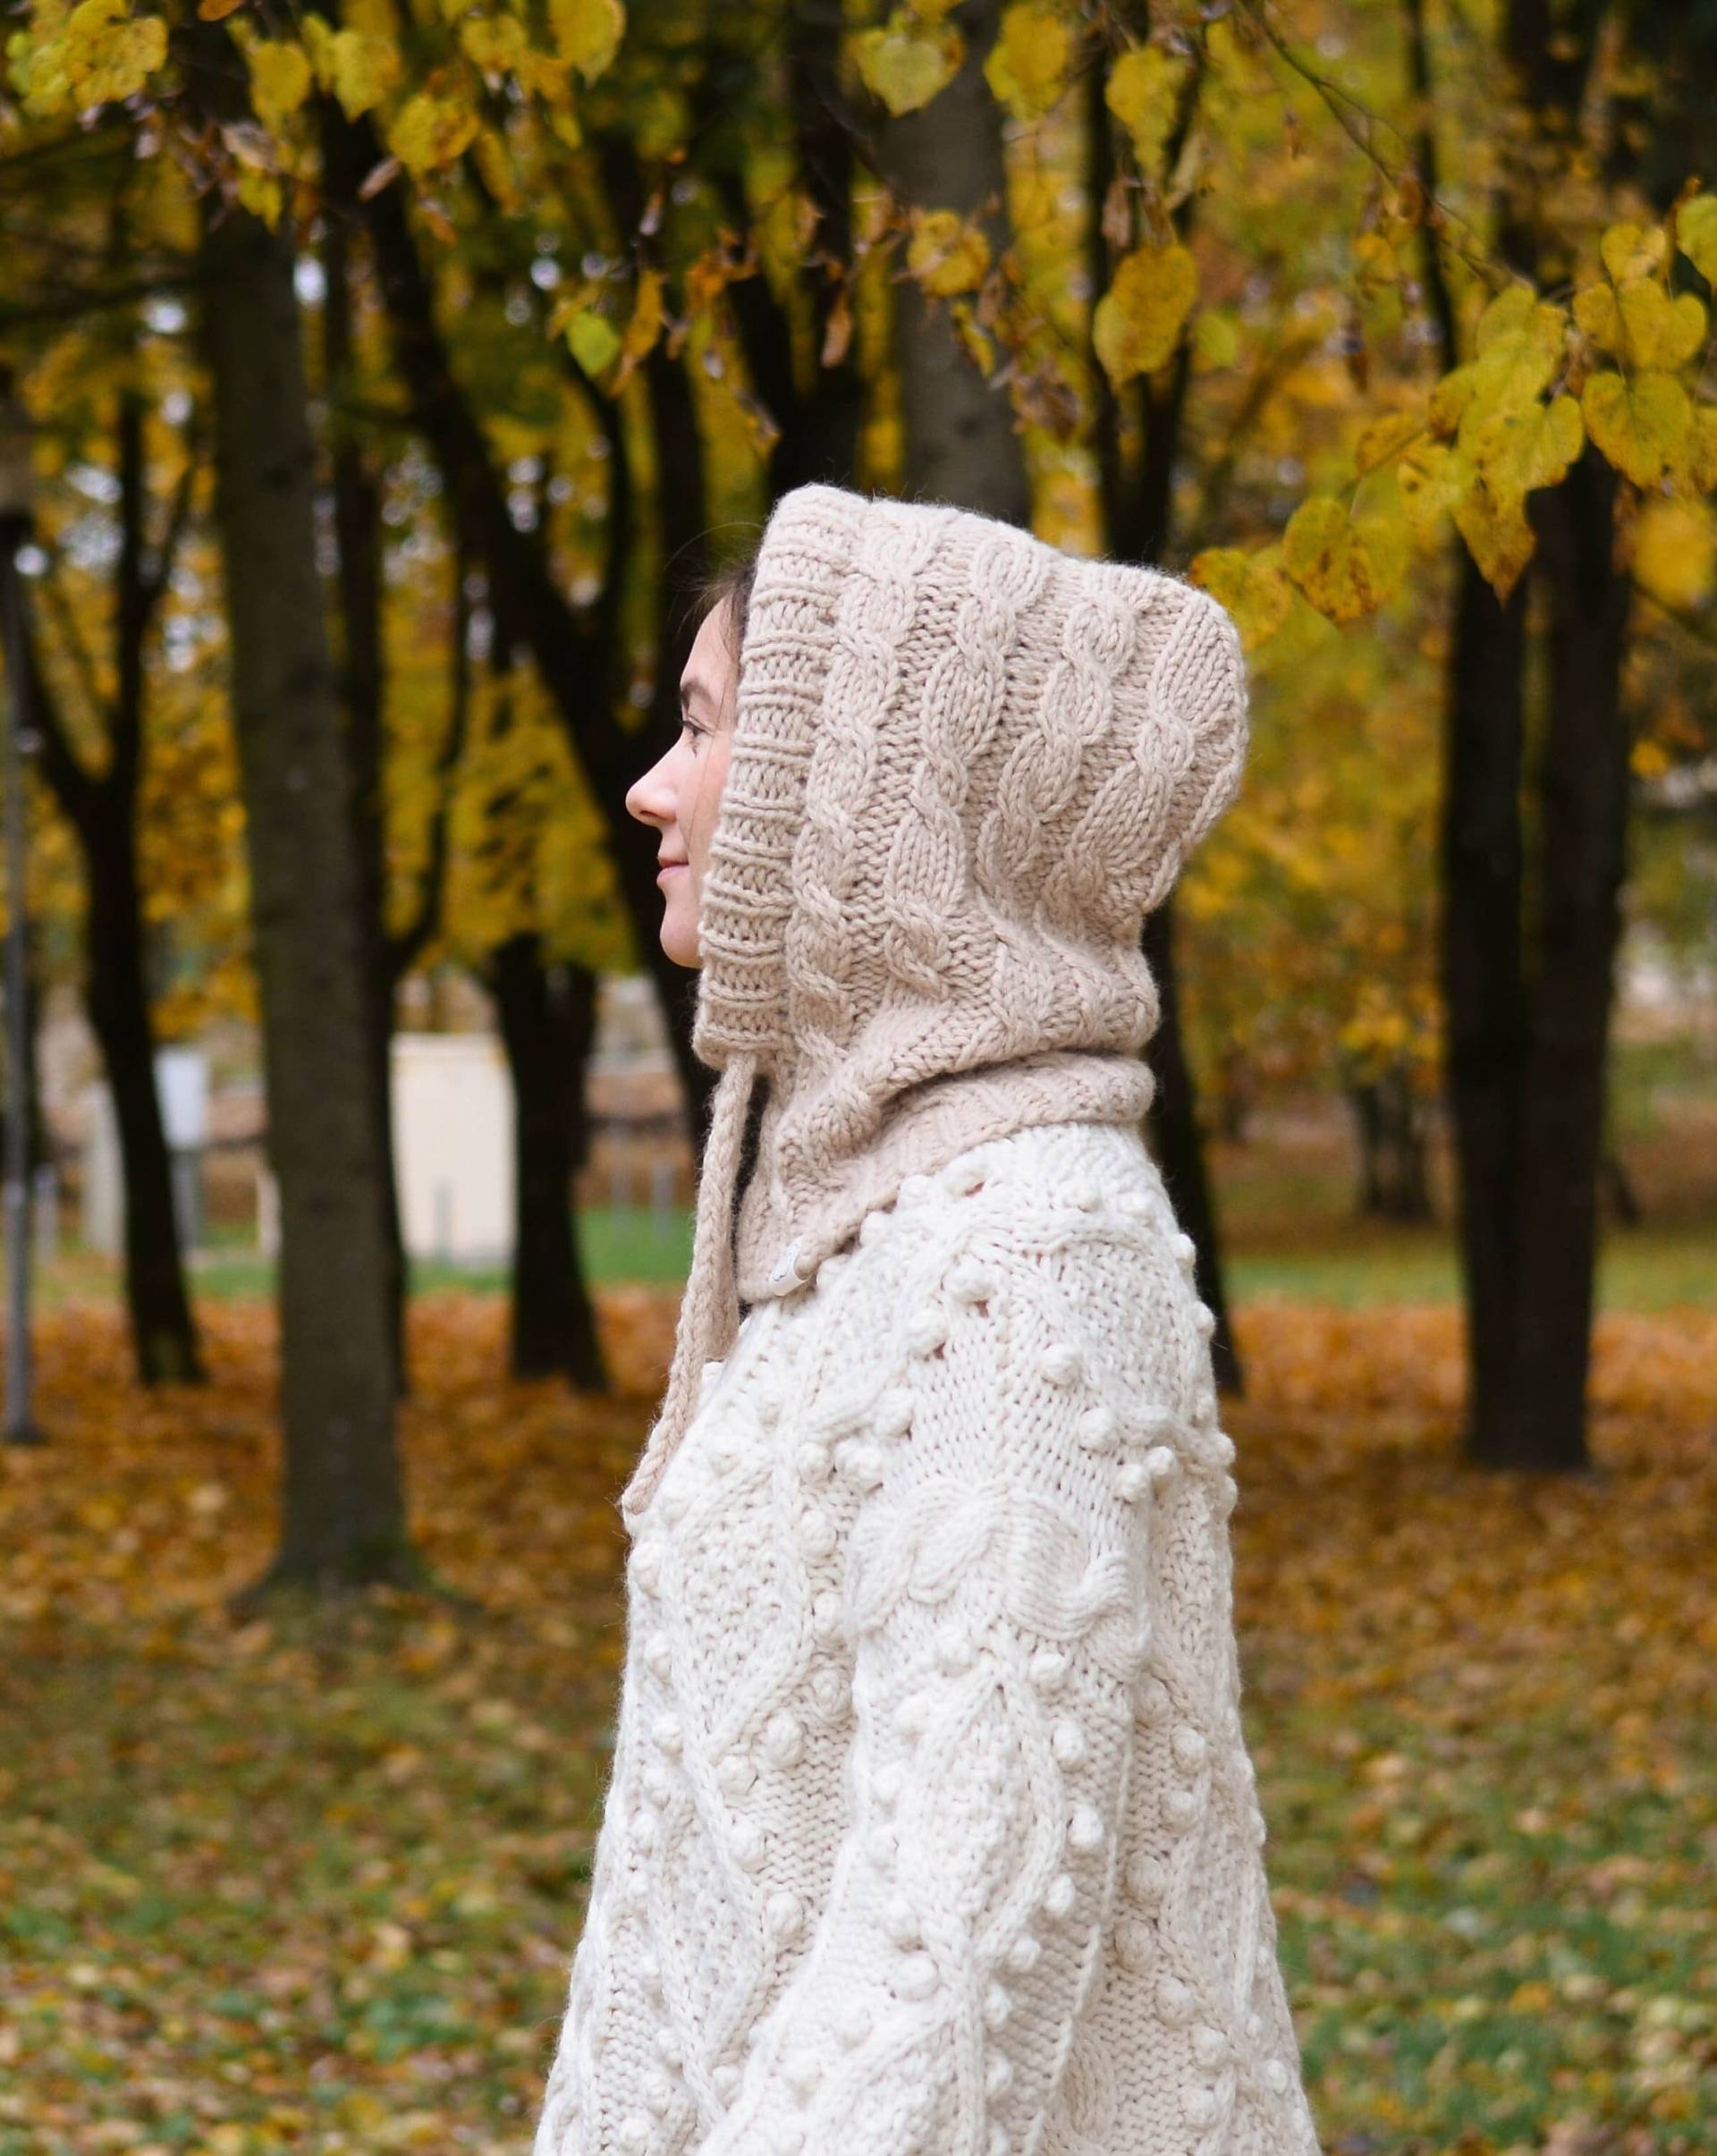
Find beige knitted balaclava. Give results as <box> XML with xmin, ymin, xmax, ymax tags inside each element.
<box><xmin>621</xmin><ymin>483</ymin><xmax>1249</xmax><ymax>1518</ymax></box>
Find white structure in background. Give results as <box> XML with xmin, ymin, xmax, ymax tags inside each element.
<box><xmin>391</xmin><ymin>1033</ymin><xmax>514</xmax><ymax>1264</ymax></box>
<box><xmin>81</xmin><ymin>1045</ymin><xmax>208</xmax><ymax>1256</ymax></box>
<box><xmin>255</xmin><ymin>1035</ymin><xmax>515</xmax><ymax>1264</ymax></box>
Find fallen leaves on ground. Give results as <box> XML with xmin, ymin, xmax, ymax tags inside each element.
<box><xmin>1</xmin><ymin>1293</ymin><xmax>1713</xmax><ymax>2155</ymax></box>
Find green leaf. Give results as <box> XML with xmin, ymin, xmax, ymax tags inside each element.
<box><xmin>567</xmin><ymin>310</ymin><xmax>622</xmax><ymax>376</ymax></box>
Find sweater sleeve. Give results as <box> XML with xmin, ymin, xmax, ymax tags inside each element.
<box><xmin>689</xmin><ymin>1224</ymin><xmax>1168</xmax><ymax>2156</ymax></box>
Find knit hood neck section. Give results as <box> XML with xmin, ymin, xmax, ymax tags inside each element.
<box><xmin>622</xmin><ymin>483</ymin><xmax>1248</xmax><ymax>1520</ymax></box>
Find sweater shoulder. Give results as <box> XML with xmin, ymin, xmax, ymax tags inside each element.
<box><xmin>778</xmin><ymin>1117</ymin><xmax>1209</xmax><ymax>1427</ymax></box>
<box><xmin>867</xmin><ymin>1118</ymin><xmax>1182</xmax><ymax>1266</ymax></box>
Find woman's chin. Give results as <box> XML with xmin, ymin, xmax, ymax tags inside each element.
<box><xmin>660</xmin><ymin>912</ymin><xmax>702</xmax><ymax>969</ymax></box>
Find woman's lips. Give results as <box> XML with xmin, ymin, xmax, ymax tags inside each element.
<box><xmin>657</xmin><ymin>862</ymin><xmax>687</xmax><ymax>884</ymax></box>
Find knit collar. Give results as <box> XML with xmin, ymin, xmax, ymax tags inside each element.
<box><xmin>621</xmin><ymin>484</ymin><xmax>1248</xmax><ymax>1521</ymax></box>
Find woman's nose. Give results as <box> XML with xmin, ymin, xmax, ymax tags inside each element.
<box><xmin>626</xmin><ymin>751</ymin><xmax>672</xmax><ymax>828</ymax></box>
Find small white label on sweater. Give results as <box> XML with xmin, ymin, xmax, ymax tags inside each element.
<box><xmin>768</xmin><ymin>1238</ymin><xmax>803</xmax><ymax>1289</ymax></box>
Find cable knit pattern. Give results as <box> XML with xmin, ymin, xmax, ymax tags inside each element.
<box><xmin>532</xmin><ymin>1123</ymin><xmax>1321</xmax><ymax>2156</ymax></box>
<box><xmin>622</xmin><ymin>485</ymin><xmax>1249</xmax><ymax>1518</ymax></box>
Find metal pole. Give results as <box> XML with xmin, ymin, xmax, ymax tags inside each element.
<box><xmin>1</xmin><ymin>532</ymin><xmax>43</xmax><ymax>1444</ymax></box>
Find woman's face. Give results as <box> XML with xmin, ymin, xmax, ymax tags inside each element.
<box><xmin>625</xmin><ymin>598</ymin><xmax>740</xmax><ymax>968</ymax></box>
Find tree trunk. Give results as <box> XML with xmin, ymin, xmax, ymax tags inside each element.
<box><xmin>1142</xmin><ymin>900</ymin><xmax>1244</xmax><ymax>1395</ymax></box>
<box><xmin>1348</xmin><ymin>1066</ymin><xmax>1434</xmax><ymax>1222</ymax></box>
<box><xmin>321</xmin><ymin>161</ymin><xmax>409</xmax><ymax>1401</ymax></box>
<box><xmin>195</xmin><ymin>80</ymin><xmax>410</xmax><ymax>1590</ymax></box>
<box><xmin>326</xmin><ymin>104</ymin><xmax>718</xmax><ymax>1153</ymax></box>
<box><xmin>1083</xmin><ymin>49</ymin><xmax>1239</xmax><ymax>1390</ymax></box>
<box><xmin>1498</xmin><ymin>452</ymin><xmax>1631</xmax><ymax>1468</ymax></box>
<box><xmin>1438</xmin><ymin>545</ymin><xmax>1530</xmax><ymax>1462</ymax></box>
<box><xmin>876</xmin><ymin>0</ymin><xmax>1029</xmax><ymax>525</ymax></box>
<box><xmin>23</xmin><ymin>388</ymin><xmax>204</xmax><ymax>1386</ymax></box>
<box><xmin>713</xmin><ymin>0</ymin><xmax>864</xmax><ymax>495</ymax></box>
<box><xmin>491</xmin><ymin>934</ymin><xmax>608</xmax><ymax>1388</ymax></box>
<box><xmin>1597</xmin><ymin>1150</ymin><xmax>1641</xmax><ymax>1228</ymax></box>
<box><xmin>1350</xmin><ymin>1081</ymin><xmax>1383</xmax><ymax>1215</ymax></box>
<box><xmin>84</xmin><ymin>801</ymin><xmax>203</xmax><ymax>1382</ymax></box>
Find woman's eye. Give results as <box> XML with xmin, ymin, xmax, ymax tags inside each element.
<box><xmin>681</xmin><ymin>717</ymin><xmax>705</xmax><ymax>744</ymax></box>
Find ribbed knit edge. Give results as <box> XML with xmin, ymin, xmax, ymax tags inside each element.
<box><xmin>691</xmin><ymin>484</ymin><xmax>872</xmax><ymax>1070</ymax></box>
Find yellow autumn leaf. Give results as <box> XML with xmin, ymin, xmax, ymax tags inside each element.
<box><xmin>247</xmin><ymin>40</ymin><xmax>312</xmax><ymax>134</ymax></box>
<box><xmin>517</xmin><ymin>47</ymin><xmax>575</xmax><ymax>107</ymax></box>
<box><xmin>1431</xmin><ymin>288</ymin><xmax>1568</xmax><ymax>440</ymax></box>
<box><xmin>388</xmin><ymin>93</ymin><xmax>480</xmax><ymax>176</ymax></box>
<box><xmin>1454</xmin><ymin>471</ymin><xmax>1535</xmax><ymax>600</ymax></box>
<box><xmin>1105</xmin><ymin>45</ymin><xmax>1189</xmax><ymax>176</ymax></box>
<box><xmin>949</xmin><ymin>296</ymin><xmax>994</xmax><ymax>374</ymax></box>
<box><xmin>1677</xmin><ymin>195</ymin><xmax>1717</xmax><ymax>287</ymax></box>
<box><xmin>1470</xmin><ymin>292</ymin><xmax>1565</xmax><ymax>402</ymax></box>
<box><xmin>1188</xmin><ymin>545</ymin><xmax>1292</xmax><ymax>651</ymax></box>
<box><xmin>301</xmin><ymin>14</ymin><xmax>334</xmax><ymax>81</ymax></box>
<box><xmin>335</xmin><ymin>31</ymin><xmax>402</xmax><ymax>118</ymax></box>
<box><xmin>1348</xmin><ymin>466</ymin><xmax>1412</xmax><ymax>591</ymax></box>
<box><xmin>1581</xmin><ymin>369</ymin><xmax>1691</xmax><ymax>487</ymax></box>
<box><xmin>301</xmin><ymin>21</ymin><xmax>402</xmax><ymax>119</ymax></box>
<box><xmin>1468</xmin><ymin>392</ymin><xmax>1584</xmax><ymax>501</ymax></box>
<box><xmin>1599</xmin><ymin>221</ymin><xmax>1666</xmax><ymax>283</ymax></box>
<box><xmin>1571</xmin><ymin>281</ymin><xmax>1621</xmax><ymax>356</ymax></box>
<box><xmin>1473</xmin><ymin>282</ymin><xmax>1547</xmax><ymax>357</ymax></box>
<box><xmin>612</xmin><ymin>266</ymin><xmax>664</xmax><ymax>388</ymax></box>
<box><xmin>1191</xmin><ymin>307</ymin><xmax>1239</xmax><ymax>370</ymax></box>
<box><xmin>905</xmin><ymin>208</ymin><xmax>992</xmax><ymax>297</ymax></box>
<box><xmin>234</xmin><ymin>163</ymin><xmax>283</xmax><ymax>233</ymax></box>
<box><xmin>549</xmin><ymin>0</ymin><xmax>623</xmax><ymax>81</ymax></box>
<box><xmin>1092</xmin><ymin>242</ymin><xmax>1197</xmax><ymax>386</ymax></box>
<box><xmin>469</xmin><ymin>126</ymin><xmax>519</xmax><ymax>212</ymax></box>
<box><xmin>1633</xmin><ymin>498</ymin><xmax>1716</xmax><ymax>610</ymax></box>
<box><xmin>1575</xmin><ymin>278</ymin><xmax>1706</xmax><ymax>370</ymax></box>
<box><xmin>1354</xmin><ymin>231</ymin><xmax>1400</xmax><ymax>300</ymax></box>
<box><xmin>460</xmin><ymin>13</ymin><xmax>528</xmax><ymax>73</ymax></box>
<box><xmin>1640</xmin><ymin>288</ymin><xmax>1704</xmax><ymax>370</ymax></box>
<box><xmin>1630</xmin><ymin>735</ymin><xmax>1671</xmax><ymax>779</ymax></box>
<box><xmin>1395</xmin><ymin>440</ymin><xmax>1472</xmax><ymax>534</ymax></box>
<box><xmin>1281</xmin><ymin>496</ymin><xmax>1398</xmax><ymax>624</ymax></box>
<box><xmin>63</xmin><ymin>0</ymin><xmax>166</xmax><ymax>108</ymax></box>
<box><xmin>1670</xmin><ymin>403</ymin><xmax>1717</xmax><ymax>495</ymax></box>
<box><xmin>853</xmin><ymin>11</ymin><xmax>963</xmax><ymax>114</ymax></box>
<box><xmin>983</xmin><ymin>0</ymin><xmax>1072</xmax><ymax>121</ymax></box>
<box><xmin>1354</xmin><ymin>408</ymin><xmax>1425</xmax><ymax>477</ymax></box>
<box><xmin>760</xmin><ymin>188</ymin><xmax>818</xmax><ymax>276</ymax></box>
<box><xmin>6</xmin><ymin>10</ymin><xmax>73</xmax><ymax>116</ymax></box>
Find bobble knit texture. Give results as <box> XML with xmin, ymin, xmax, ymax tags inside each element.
<box><xmin>533</xmin><ymin>1125</ymin><xmax>1322</xmax><ymax>2156</ymax></box>
<box><xmin>534</xmin><ymin>485</ymin><xmax>1321</xmax><ymax>2151</ymax></box>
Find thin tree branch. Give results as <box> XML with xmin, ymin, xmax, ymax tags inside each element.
<box><xmin>1239</xmin><ymin>0</ymin><xmax>1504</xmax><ymax>292</ymax></box>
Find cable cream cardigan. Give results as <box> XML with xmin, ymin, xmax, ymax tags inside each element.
<box><xmin>533</xmin><ymin>486</ymin><xmax>1322</xmax><ymax>2154</ymax></box>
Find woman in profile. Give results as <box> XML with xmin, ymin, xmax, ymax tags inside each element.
<box><xmin>533</xmin><ymin>483</ymin><xmax>1322</xmax><ymax>2156</ymax></box>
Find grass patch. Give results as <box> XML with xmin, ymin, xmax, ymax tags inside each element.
<box><xmin>2</xmin><ymin>1297</ymin><xmax>1714</xmax><ymax>2153</ymax></box>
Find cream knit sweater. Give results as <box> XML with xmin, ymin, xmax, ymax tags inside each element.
<box><xmin>533</xmin><ymin>486</ymin><xmax>1322</xmax><ymax>2154</ymax></box>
